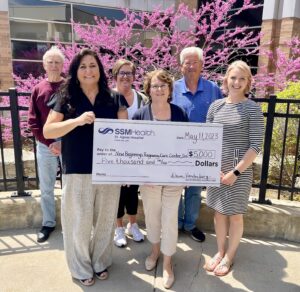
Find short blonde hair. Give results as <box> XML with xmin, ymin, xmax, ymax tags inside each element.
<box><xmin>143</xmin><ymin>69</ymin><xmax>173</xmax><ymax>103</ymax></box>
<box><xmin>223</xmin><ymin>60</ymin><xmax>252</xmax><ymax>94</ymax></box>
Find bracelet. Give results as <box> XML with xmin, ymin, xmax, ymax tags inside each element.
<box><xmin>233</xmin><ymin>169</ymin><xmax>241</xmax><ymax>177</ymax></box>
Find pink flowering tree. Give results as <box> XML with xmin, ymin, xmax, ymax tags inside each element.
<box><xmin>60</xmin><ymin>1</ymin><xmax>261</xmax><ymax>87</ymax></box>
<box><xmin>0</xmin><ymin>0</ymin><xmax>269</xmax><ymax>141</ymax></box>
<box><xmin>254</xmin><ymin>37</ymin><xmax>300</xmax><ymax>96</ymax></box>
<box><xmin>12</xmin><ymin>1</ymin><xmax>262</xmax><ymax>90</ymax></box>
<box><xmin>0</xmin><ymin>75</ymin><xmax>44</xmax><ymax>141</ymax></box>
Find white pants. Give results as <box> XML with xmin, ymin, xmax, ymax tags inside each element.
<box><xmin>140</xmin><ymin>185</ymin><xmax>183</xmax><ymax>256</ymax></box>
<box><xmin>61</xmin><ymin>174</ymin><xmax>120</xmax><ymax>279</ymax></box>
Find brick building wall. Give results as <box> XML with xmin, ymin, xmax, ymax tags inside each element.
<box><xmin>176</xmin><ymin>0</ymin><xmax>197</xmax><ymax>9</ymax></box>
<box><xmin>258</xmin><ymin>16</ymin><xmax>300</xmax><ymax>77</ymax></box>
<box><xmin>0</xmin><ymin>11</ymin><xmax>13</xmax><ymax>91</ymax></box>
<box><xmin>279</xmin><ymin>17</ymin><xmax>300</xmax><ymax>49</ymax></box>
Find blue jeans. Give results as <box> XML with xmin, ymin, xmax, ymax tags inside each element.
<box><xmin>37</xmin><ymin>142</ymin><xmax>58</xmax><ymax>227</ymax></box>
<box><xmin>178</xmin><ymin>186</ymin><xmax>202</xmax><ymax>231</ymax></box>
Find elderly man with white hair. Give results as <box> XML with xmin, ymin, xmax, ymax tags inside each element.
<box><xmin>173</xmin><ymin>46</ymin><xmax>223</xmax><ymax>242</ymax></box>
<box><xmin>28</xmin><ymin>46</ymin><xmax>65</xmax><ymax>243</ymax></box>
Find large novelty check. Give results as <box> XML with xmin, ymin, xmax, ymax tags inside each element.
<box><xmin>92</xmin><ymin>119</ymin><xmax>223</xmax><ymax>186</ymax></box>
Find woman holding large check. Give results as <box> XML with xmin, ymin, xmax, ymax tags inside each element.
<box><xmin>133</xmin><ymin>69</ymin><xmax>188</xmax><ymax>289</ymax></box>
<box><xmin>204</xmin><ymin>61</ymin><xmax>264</xmax><ymax>276</ymax></box>
<box><xmin>43</xmin><ymin>49</ymin><xmax>128</xmax><ymax>286</ymax></box>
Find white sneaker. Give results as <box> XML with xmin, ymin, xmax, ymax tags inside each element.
<box><xmin>114</xmin><ymin>227</ymin><xmax>127</xmax><ymax>247</ymax></box>
<box><xmin>126</xmin><ymin>223</ymin><xmax>144</xmax><ymax>242</ymax></box>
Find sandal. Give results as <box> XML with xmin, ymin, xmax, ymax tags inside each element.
<box><xmin>95</xmin><ymin>269</ymin><xmax>109</xmax><ymax>280</ymax></box>
<box><xmin>214</xmin><ymin>257</ymin><xmax>233</xmax><ymax>276</ymax></box>
<box><xmin>79</xmin><ymin>278</ymin><xmax>95</xmax><ymax>286</ymax></box>
<box><xmin>204</xmin><ymin>253</ymin><xmax>223</xmax><ymax>272</ymax></box>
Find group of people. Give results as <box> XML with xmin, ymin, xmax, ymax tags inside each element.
<box><xmin>28</xmin><ymin>45</ymin><xmax>264</xmax><ymax>288</ymax></box>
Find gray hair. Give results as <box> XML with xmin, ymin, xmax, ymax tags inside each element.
<box><xmin>180</xmin><ymin>47</ymin><xmax>203</xmax><ymax>64</ymax></box>
<box><xmin>43</xmin><ymin>46</ymin><xmax>65</xmax><ymax>63</ymax></box>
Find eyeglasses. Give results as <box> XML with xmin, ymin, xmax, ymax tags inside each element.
<box><xmin>46</xmin><ymin>61</ymin><xmax>62</xmax><ymax>65</ymax></box>
<box><xmin>118</xmin><ymin>71</ymin><xmax>133</xmax><ymax>77</ymax></box>
<box><xmin>150</xmin><ymin>84</ymin><xmax>168</xmax><ymax>90</ymax></box>
<box><xmin>183</xmin><ymin>61</ymin><xmax>201</xmax><ymax>67</ymax></box>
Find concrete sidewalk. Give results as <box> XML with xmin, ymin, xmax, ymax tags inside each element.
<box><xmin>0</xmin><ymin>228</ymin><xmax>299</xmax><ymax>292</ymax></box>
<box><xmin>1</xmin><ymin>190</ymin><xmax>300</xmax><ymax>242</ymax></box>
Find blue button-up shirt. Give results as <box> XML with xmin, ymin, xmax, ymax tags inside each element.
<box><xmin>172</xmin><ymin>77</ymin><xmax>223</xmax><ymax>122</ymax></box>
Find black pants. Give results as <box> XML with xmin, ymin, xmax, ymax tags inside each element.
<box><xmin>117</xmin><ymin>185</ymin><xmax>139</xmax><ymax>218</ymax></box>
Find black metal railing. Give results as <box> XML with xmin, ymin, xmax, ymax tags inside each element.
<box><xmin>0</xmin><ymin>88</ymin><xmax>61</xmax><ymax>196</ymax></box>
<box><xmin>1</xmin><ymin>89</ymin><xmax>33</xmax><ymax>195</ymax></box>
<box><xmin>252</xmin><ymin>95</ymin><xmax>300</xmax><ymax>203</ymax></box>
<box><xmin>0</xmin><ymin>88</ymin><xmax>299</xmax><ymax>202</ymax></box>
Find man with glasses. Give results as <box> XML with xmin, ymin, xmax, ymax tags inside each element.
<box><xmin>28</xmin><ymin>46</ymin><xmax>65</xmax><ymax>243</ymax></box>
<box><xmin>172</xmin><ymin>47</ymin><xmax>223</xmax><ymax>242</ymax></box>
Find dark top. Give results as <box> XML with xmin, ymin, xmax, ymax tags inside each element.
<box><xmin>28</xmin><ymin>79</ymin><xmax>64</xmax><ymax>146</ymax></box>
<box><xmin>51</xmin><ymin>88</ymin><xmax>128</xmax><ymax>174</ymax></box>
<box><xmin>132</xmin><ymin>103</ymin><xmax>189</xmax><ymax>122</ymax></box>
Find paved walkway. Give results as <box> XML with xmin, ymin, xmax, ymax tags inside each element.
<box><xmin>0</xmin><ymin>228</ymin><xmax>299</xmax><ymax>292</ymax></box>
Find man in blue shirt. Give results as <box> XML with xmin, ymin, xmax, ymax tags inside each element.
<box><xmin>173</xmin><ymin>47</ymin><xmax>223</xmax><ymax>242</ymax></box>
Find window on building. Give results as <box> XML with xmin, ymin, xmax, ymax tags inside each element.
<box><xmin>12</xmin><ymin>40</ymin><xmax>51</xmax><ymax>60</ymax></box>
<box><xmin>13</xmin><ymin>60</ymin><xmax>44</xmax><ymax>78</ymax></box>
<box><xmin>231</xmin><ymin>0</ymin><xmax>262</xmax><ymax>9</ymax></box>
<box><xmin>11</xmin><ymin>41</ymin><xmax>53</xmax><ymax>78</ymax></box>
<box><xmin>9</xmin><ymin>0</ymin><xmax>71</xmax><ymax>22</ymax></box>
<box><xmin>198</xmin><ymin>0</ymin><xmax>264</xmax><ymax>71</ymax></box>
<box><xmin>9</xmin><ymin>1</ymin><xmax>132</xmax><ymax>76</ymax></box>
<box><xmin>10</xmin><ymin>20</ymin><xmax>72</xmax><ymax>42</ymax></box>
<box><xmin>73</xmin><ymin>5</ymin><xmax>125</xmax><ymax>25</ymax></box>
<box><xmin>227</xmin><ymin>5</ymin><xmax>263</xmax><ymax>29</ymax></box>
<box><xmin>8</xmin><ymin>0</ymin><xmax>177</xmax><ymax>77</ymax></box>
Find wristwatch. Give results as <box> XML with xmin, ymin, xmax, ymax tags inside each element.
<box><xmin>233</xmin><ymin>169</ymin><xmax>241</xmax><ymax>177</ymax></box>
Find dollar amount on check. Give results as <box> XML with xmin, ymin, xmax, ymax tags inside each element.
<box><xmin>92</xmin><ymin>119</ymin><xmax>223</xmax><ymax>186</ymax></box>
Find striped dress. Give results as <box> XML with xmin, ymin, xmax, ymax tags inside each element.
<box><xmin>206</xmin><ymin>98</ymin><xmax>264</xmax><ymax>215</ymax></box>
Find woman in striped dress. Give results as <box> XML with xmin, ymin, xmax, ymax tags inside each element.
<box><xmin>204</xmin><ymin>61</ymin><xmax>264</xmax><ymax>276</ymax></box>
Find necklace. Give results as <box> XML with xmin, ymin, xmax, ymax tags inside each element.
<box><xmin>151</xmin><ymin>103</ymin><xmax>171</xmax><ymax>120</ymax></box>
